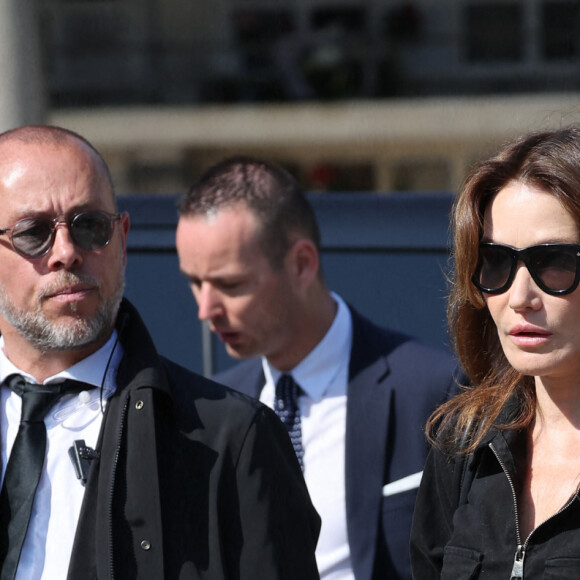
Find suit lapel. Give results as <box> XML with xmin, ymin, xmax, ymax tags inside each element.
<box><xmin>237</xmin><ymin>362</ymin><xmax>264</xmax><ymax>399</ymax></box>
<box><xmin>215</xmin><ymin>359</ymin><xmax>265</xmax><ymax>399</ymax></box>
<box><xmin>345</xmin><ymin>307</ymin><xmax>394</xmax><ymax>580</ymax></box>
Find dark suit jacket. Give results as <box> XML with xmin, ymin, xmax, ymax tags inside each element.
<box><xmin>64</xmin><ymin>299</ymin><xmax>320</xmax><ymax>580</ymax></box>
<box><xmin>214</xmin><ymin>306</ymin><xmax>460</xmax><ymax>580</ymax></box>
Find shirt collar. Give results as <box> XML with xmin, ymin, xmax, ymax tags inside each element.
<box><xmin>263</xmin><ymin>292</ymin><xmax>353</xmax><ymax>402</ymax></box>
<box><xmin>0</xmin><ymin>330</ymin><xmax>123</xmax><ymax>396</ymax></box>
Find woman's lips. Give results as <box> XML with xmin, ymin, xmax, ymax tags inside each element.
<box><xmin>508</xmin><ymin>324</ymin><xmax>552</xmax><ymax>346</ymax></box>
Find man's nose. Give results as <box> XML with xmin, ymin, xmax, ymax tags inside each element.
<box><xmin>196</xmin><ymin>284</ymin><xmax>223</xmax><ymax>321</ymax></box>
<box><xmin>46</xmin><ymin>223</ymin><xmax>82</xmax><ymax>271</ymax></box>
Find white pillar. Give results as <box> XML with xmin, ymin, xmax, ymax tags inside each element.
<box><xmin>0</xmin><ymin>0</ymin><xmax>46</xmax><ymax>130</ymax></box>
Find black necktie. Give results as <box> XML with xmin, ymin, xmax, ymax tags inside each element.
<box><xmin>274</xmin><ymin>374</ymin><xmax>305</xmax><ymax>471</ymax></box>
<box><xmin>0</xmin><ymin>374</ymin><xmax>92</xmax><ymax>580</ymax></box>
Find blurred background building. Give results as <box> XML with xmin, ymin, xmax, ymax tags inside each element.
<box><xmin>3</xmin><ymin>0</ymin><xmax>580</xmax><ymax>194</ymax></box>
<box><xmin>3</xmin><ymin>0</ymin><xmax>580</xmax><ymax>369</ymax></box>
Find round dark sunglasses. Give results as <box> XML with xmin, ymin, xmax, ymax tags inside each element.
<box><xmin>0</xmin><ymin>211</ymin><xmax>123</xmax><ymax>259</ymax></box>
<box><xmin>472</xmin><ymin>242</ymin><xmax>580</xmax><ymax>296</ymax></box>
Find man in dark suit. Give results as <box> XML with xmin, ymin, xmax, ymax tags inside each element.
<box><xmin>176</xmin><ymin>156</ymin><xmax>461</xmax><ymax>580</ymax></box>
<box><xmin>0</xmin><ymin>126</ymin><xmax>319</xmax><ymax>579</ymax></box>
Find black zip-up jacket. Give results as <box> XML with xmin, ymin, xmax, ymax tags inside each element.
<box><xmin>64</xmin><ymin>299</ymin><xmax>321</xmax><ymax>579</ymax></box>
<box><xmin>410</xmin><ymin>418</ymin><xmax>580</xmax><ymax>579</ymax></box>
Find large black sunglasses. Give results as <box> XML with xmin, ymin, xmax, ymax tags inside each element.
<box><xmin>472</xmin><ymin>242</ymin><xmax>580</xmax><ymax>296</ymax></box>
<box><xmin>0</xmin><ymin>211</ymin><xmax>123</xmax><ymax>259</ymax></box>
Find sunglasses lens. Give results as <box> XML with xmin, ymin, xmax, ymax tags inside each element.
<box><xmin>477</xmin><ymin>245</ymin><xmax>512</xmax><ymax>292</ymax></box>
<box><xmin>9</xmin><ymin>211</ymin><xmax>116</xmax><ymax>258</ymax></box>
<box><xmin>11</xmin><ymin>219</ymin><xmax>54</xmax><ymax>258</ymax></box>
<box><xmin>70</xmin><ymin>212</ymin><xmax>114</xmax><ymax>251</ymax></box>
<box><xmin>475</xmin><ymin>244</ymin><xmax>580</xmax><ymax>294</ymax></box>
<box><xmin>531</xmin><ymin>246</ymin><xmax>577</xmax><ymax>292</ymax></box>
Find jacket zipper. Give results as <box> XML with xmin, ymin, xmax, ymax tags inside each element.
<box><xmin>488</xmin><ymin>443</ymin><xmax>524</xmax><ymax>579</ymax></box>
<box><xmin>489</xmin><ymin>442</ymin><xmax>580</xmax><ymax>580</ymax></box>
<box><xmin>107</xmin><ymin>394</ymin><xmax>131</xmax><ymax>580</ymax></box>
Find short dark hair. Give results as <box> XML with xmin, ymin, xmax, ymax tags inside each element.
<box><xmin>179</xmin><ymin>156</ymin><xmax>321</xmax><ymax>268</ymax></box>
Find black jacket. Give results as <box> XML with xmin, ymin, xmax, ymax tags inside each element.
<box><xmin>66</xmin><ymin>299</ymin><xmax>321</xmax><ymax>579</ymax></box>
<box><xmin>410</xmin><ymin>421</ymin><xmax>580</xmax><ymax>579</ymax></box>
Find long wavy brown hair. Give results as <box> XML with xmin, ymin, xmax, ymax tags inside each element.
<box><xmin>428</xmin><ymin>125</ymin><xmax>580</xmax><ymax>454</ymax></box>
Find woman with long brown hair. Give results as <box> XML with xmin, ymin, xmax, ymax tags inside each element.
<box><xmin>411</xmin><ymin>126</ymin><xmax>580</xmax><ymax>578</ymax></box>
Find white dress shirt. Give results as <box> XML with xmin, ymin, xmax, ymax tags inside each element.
<box><xmin>262</xmin><ymin>293</ymin><xmax>354</xmax><ymax>579</ymax></box>
<box><xmin>0</xmin><ymin>331</ymin><xmax>123</xmax><ymax>580</ymax></box>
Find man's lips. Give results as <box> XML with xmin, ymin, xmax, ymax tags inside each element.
<box><xmin>214</xmin><ymin>330</ymin><xmax>241</xmax><ymax>343</ymax></box>
<box><xmin>44</xmin><ymin>284</ymin><xmax>95</xmax><ymax>301</ymax></box>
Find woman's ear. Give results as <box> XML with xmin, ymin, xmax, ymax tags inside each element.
<box><xmin>286</xmin><ymin>238</ymin><xmax>320</xmax><ymax>291</ymax></box>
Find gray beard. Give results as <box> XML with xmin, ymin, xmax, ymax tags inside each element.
<box><xmin>0</xmin><ymin>269</ymin><xmax>125</xmax><ymax>352</ymax></box>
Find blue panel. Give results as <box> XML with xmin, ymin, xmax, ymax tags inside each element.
<box><xmin>123</xmin><ymin>252</ymin><xmax>204</xmax><ymax>372</ymax></box>
<box><xmin>118</xmin><ymin>192</ymin><xmax>456</xmax><ymax>376</ymax></box>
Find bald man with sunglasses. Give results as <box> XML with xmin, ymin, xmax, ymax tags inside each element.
<box><xmin>0</xmin><ymin>126</ymin><xmax>320</xmax><ymax>580</ymax></box>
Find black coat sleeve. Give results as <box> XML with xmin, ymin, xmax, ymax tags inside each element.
<box><xmin>409</xmin><ymin>446</ymin><xmax>457</xmax><ymax>580</ymax></box>
<box><xmin>227</xmin><ymin>403</ymin><xmax>321</xmax><ymax>580</ymax></box>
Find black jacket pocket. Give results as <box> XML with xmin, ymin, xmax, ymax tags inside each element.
<box><xmin>441</xmin><ymin>545</ymin><xmax>482</xmax><ymax>580</ymax></box>
<box><xmin>544</xmin><ymin>558</ymin><xmax>580</xmax><ymax>579</ymax></box>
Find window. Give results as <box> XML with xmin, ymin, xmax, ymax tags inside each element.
<box><xmin>542</xmin><ymin>1</ymin><xmax>580</xmax><ymax>60</ymax></box>
<box><xmin>465</xmin><ymin>3</ymin><xmax>523</xmax><ymax>62</ymax></box>
<box><xmin>391</xmin><ymin>159</ymin><xmax>450</xmax><ymax>192</ymax></box>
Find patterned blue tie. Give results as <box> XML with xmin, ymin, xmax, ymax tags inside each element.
<box><xmin>274</xmin><ymin>374</ymin><xmax>305</xmax><ymax>471</ymax></box>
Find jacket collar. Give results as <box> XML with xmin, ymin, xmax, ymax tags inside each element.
<box><xmin>116</xmin><ymin>298</ymin><xmax>171</xmax><ymax>398</ymax></box>
<box><xmin>468</xmin><ymin>392</ymin><xmax>527</xmax><ymax>475</ymax></box>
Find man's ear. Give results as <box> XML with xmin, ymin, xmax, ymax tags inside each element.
<box><xmin>120</xmin><ymin>212</ymin><xmax>131</xmax><ymax>267</ymax></box>
<box><xmin>287</xmin><ymin>238</ymin><xmax>319</xmax><ymax>290</ymax></box>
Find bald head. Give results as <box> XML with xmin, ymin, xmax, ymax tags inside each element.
<box><xmin>0</xmin><ymin>125</ymin><xmax>115</xmax><ymax>206</ymax></box>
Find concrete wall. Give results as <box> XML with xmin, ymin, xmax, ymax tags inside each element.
<box><xmin>52</xmin><ymin>94</ymin><xmax>580</xmax><ymax>194</ymax></box>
